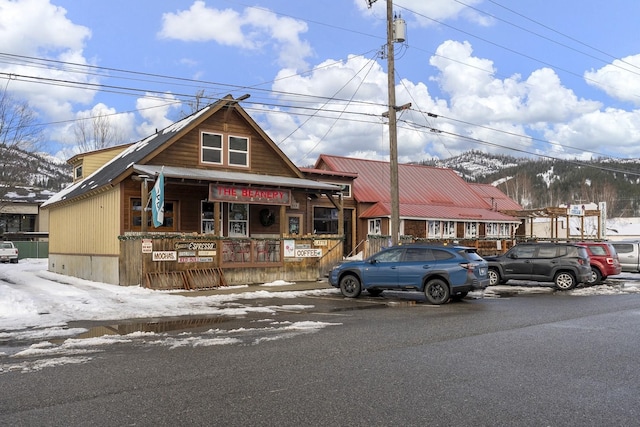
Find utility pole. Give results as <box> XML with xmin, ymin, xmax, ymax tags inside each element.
<box><xmin>367</xmin><ymin>0</ymin><xmax>404</xmax><ymax>245</ymax></box>
<box><xmin>386</xmin><ymin>0</ymin><xmax>400</xmax><ymax>246</ymax></box>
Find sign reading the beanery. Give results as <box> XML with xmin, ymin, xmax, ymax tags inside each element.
<box><xmin>210</xmin><ymin>184</ymin><xmax>291</xmax><ymax>205</ymax></box>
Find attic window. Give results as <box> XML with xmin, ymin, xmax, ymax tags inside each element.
<box><xmin>228</xmin><ymin>135</ymin><xmax>248</xmax><ymax>167</ymax></box>
<box><xmin>202</xmin><ymin>132</ymin><xmax>223</xmax><ymax>164</ymax></box>
<box><xmin>74</xmin><ymin>165</ymin><xmax>83</xmax><ymax>180</ymax></box>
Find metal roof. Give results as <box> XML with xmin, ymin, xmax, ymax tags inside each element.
<box><xmin>316</xmin><ymin>154</ymin><xmax>522</xmax><ymax>222</ymax></box>
<box><xmin>317</xmin><ymin>155</ymin><xmax>494</xmax><ymax>206</ymax></box>
<box><xmin>43</xmin><ymin>105</ymin><xmax>214</xmax><ymax>207</ymax></box>
<box><xmin>133</xmin><ymin>165</ymin><xmax>341</xmax><ymax>192</ymax></box>
<box><xmin>468</xmin><ymin>183</ymin><xmax>523</xmax><ymax>211</ymax></box>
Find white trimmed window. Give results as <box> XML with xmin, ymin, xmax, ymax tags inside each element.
<box><xmin>428</xmin><ymin>221</ymin><xmax>456</xmax><ymax>238</ymax></box>
<box><xmin>228</xmin><ymin>203</ymin><xmax>248</xmax><ymax>237</ymax></box>
<box><xmin>202</xmin><ymin>132</ymin><xmax>223</xmax><ymax>164</ymax></box>
<box><xmin>464</xmin><ymin>222</ymin><xmax>478</xmax><ymax>238</ymax></box>
<box><xmin>442</xmin><ymin>221</ymin><xmax>456</xmax><ymax>238</ymax></box>
<box><xmin>228</xmin><ymin>135</ymin><xmax>249</xmax><ymax>167</ymax></box>
<box><xmin>428</xmin><ymin>221</ymin><xmax>441</xmax><ymax>238</ymax></box>
<box><xmin>368</xmin><ymin>219</ymin><xmax>381</xmax><ymax>235</ymax></box>
<box><xmin>74</xmin><ymin>165</ymin><xmax>83</xmax><ymax>180</ymax></box>
<box><xmin>340</xmin><ymin>183</ymin><xmax>351</xmax><ymax>198</ymax></box>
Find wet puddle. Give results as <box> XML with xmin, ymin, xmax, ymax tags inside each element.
<box><xmin>66</xmin><ymin>315</ymin><xmax>234</xmax><ymax>340</ymax></box>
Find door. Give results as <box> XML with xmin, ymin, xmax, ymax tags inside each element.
<box><xmin>395</xmin><ymin>247</ymin><xmax>434</xmax><ymax>288</ymax></box>
<box><xmin>530</xmin><ymin>245</ymin><xmax>560</xmax><ymax>280</ymax></box>
<box><xmin>360</xmin><ymin>247</ymin><xmax>403</xmax><ymax>288</ymax></box>
<box><xmin>612</xmin><ymin>243</ymin><xmax>639</xmax><ymax>272</ymax></box>
<box><xmin>503</xmin><ymin>245</ymin><xmax>535</xmax><ymax>278</ymax></box>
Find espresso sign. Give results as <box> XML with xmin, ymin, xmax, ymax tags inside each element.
<box><xmin>210</xmin><ymin>184</ymin><xmax>291</xmax><ymax>205</ymax></box>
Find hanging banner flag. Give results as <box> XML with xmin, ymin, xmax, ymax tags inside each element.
<box><xmin>150</xmin><ymin>170</ymin><xmax>165</xmax><ymax>227</ymax></box>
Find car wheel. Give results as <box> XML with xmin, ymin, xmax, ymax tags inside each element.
<box><xmin>339</xmin><ymin>274</ymin><xmax>362</xmax><ymax>298</ymax></box>
<box><xmin>554</xmin><ymin>272</ymin><xmax>577</xmax><ymax>290</ymax></box>
<box><xmin>488</xmin><ymin>268</ymin><xmax>500</xmax><ymax>286</ymax></box>
<box><xmin>424</xmin><ymin>278</ymin><xmax>450</xmax><ymax>305</ymax></box>
<box><xmin>367</xmin><ymin>289</ymin><xmax>383</xmax><ymax>297</ymax></box>
<box><xmin>588</xmin><ymin>267</ymin><xmax>602</xmax><ymax>285</ymax></box>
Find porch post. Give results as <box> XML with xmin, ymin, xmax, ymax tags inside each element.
<box><xmin>141</xmin><ymin>178</ymin><xmax>149</xmax><ymax>233</ymax></box>
<box><xmin>214</xmin><ymin>202</ymin><xmax>221</xmax><ymax>236</ymax></box>
<box><xmin>337</xmin><ymin>193</ymin><xmax>344</xmax><ymax>236</ymax></box>
<box><xmin>280</xmin><ymin>205</ymin><xmax>287</xmax><ymax>235</ymax></box>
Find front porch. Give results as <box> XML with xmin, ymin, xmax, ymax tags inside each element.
<box><xmin>119</xmin><ymin>233</ymin><xmax>344</xmax><ymax>290</ymax></box>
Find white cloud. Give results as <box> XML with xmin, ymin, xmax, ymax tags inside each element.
<box><xmin>0</xmin><ymin>0</ymin><xmax>96</xmax><ymax>120</ymax></box>
<box><xmin>266</xmin><ymin>56</ymin><xmax>392</xmax><ymax>164</ymax></box>
<box><xmin>524</xmin><ymin>68</ymin><xmax>600</xmax><ymax>123</ymax></box>
<box><xmin>158</xmin><ymin>1</ymin><xmax>312</xmax><ymax>69</ymax></box>
<box><xmin>0</xmin><ymin>0</ymin><xmax>90</xmax><ymax>55</ymax></box>
<box><xmin>584</xmin><ymin>54</ymin><xmax>640</xmax><ymax>106</ymax></box>
<box><xmin>544</xmin><ymin>108</ymin><xmax>640</xmax><ymax>156</ymax></box>
<box><xmin>135</xmin><ymin>93</ymin><xmax>182</xmax><ymax>137</ymax></box>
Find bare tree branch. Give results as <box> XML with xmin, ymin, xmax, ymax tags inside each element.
<box><xmin>73</xmin><ymin>111</ymin><xmax>124</xmax><ymax>152</ymax></box>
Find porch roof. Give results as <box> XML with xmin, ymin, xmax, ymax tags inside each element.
<box><xmin>132</xmin><ymin>164</ymin><xmax>343</xmax><ymax>193</ymax></box>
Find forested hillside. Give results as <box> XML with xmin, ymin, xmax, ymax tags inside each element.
<box><xmin>0</xmin><ymin>145</ymin><xmax>72</xmax><ymax>201</ymax></box>
<box><xmin>426</xmin><ymin>151</ymin><xmax>640</xmax><ymax>217</ymax></box>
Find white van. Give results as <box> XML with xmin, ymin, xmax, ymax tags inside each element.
<box><xmin>610</xmin><ymin>240</ymin><xmax>640</xmax><ymax>273</ymax></box>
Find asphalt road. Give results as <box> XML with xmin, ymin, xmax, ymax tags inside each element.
<box><xmin>2</xmin><ymin>290</ymin><xmax>640</xmax><ymax>426</ymax></box>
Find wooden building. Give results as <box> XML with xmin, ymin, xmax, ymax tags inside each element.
<box><xmin>305</xmin><ymin>155</ymin><xmax>522</xmax><ymax>256</ymax></box>
<box><xmin>42</xmin><ymin>96</ymin><xmax>345</xmax><ymax>289</ymax></box>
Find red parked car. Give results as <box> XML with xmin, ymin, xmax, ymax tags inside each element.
<box><xmin>576</xmin><ymin>242</ymin><xmax>621</xmax><ymax>284</ymax></box>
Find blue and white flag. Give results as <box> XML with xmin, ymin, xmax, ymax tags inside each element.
<box><xmin>150</xmin><ymin>170</ymin><xmax>165</xmax><ymax>228</ymax></box>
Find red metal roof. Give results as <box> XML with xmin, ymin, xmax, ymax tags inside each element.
<box><xmin>315</xmin><ymin>154</ymin><xmax>521</xmax><ymax>222</ymax></box>
<box><xmin>468</xmin><ymin>183</ymin><xmax>523</xmax><ymax>211</ymax></box>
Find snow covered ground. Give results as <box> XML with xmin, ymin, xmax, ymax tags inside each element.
<box><xmin>2</xmin><ymin>258</ymin><xmax>640</xmax><ymax>374</ymax></box>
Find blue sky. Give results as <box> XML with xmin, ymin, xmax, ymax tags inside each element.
<box><xmin>1</xmin><ymin>0</ymin><xmax>640</xmax><ymax>166</ymax></box>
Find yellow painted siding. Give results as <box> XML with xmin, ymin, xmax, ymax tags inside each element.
<box><xmin>83</xmin><ymin>148</ymin><xmax>128</xmax><ymax>177</ymax></box>
<box><xmin>49</xmin><ymin>187</ymin><xmax>121</xmax><ymax>255</ymax></box>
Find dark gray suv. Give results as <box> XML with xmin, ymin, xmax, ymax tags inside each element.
<box><xmin>485</xmin><ymin>243</ymin><xmax>591</xmax><ymax>290</ymax></box>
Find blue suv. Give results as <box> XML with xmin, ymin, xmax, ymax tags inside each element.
<box><xmin>329</xmin><ymin>244</ymin><xmax>490</xmax><ymax>304</ymax></box>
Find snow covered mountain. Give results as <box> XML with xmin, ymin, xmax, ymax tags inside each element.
<box><xmin>0</xmin><ymin>146</ymin><xmax>72</xmax><ymax>204</ymax></box>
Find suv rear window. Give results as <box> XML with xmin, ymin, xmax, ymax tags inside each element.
<box><xmin>537</xmin><ymin>246</ymin><xmax>558</xmax><ymax>258</ymax></box>
<box><xmin>588</xmin><ymin>245</ymin><xmax>607</xmax><ymax>256</ymax></box>
<box><xmin>404</xmin><ymin>247</ymin><xmax>433</xmax><ymax>262</ymax></box>
<box><xmin>460</xmin><ymin>249</ymin><xmax>484</xmax><ymax>261</ymax></box>
<box><xmin>432</xmin><ymin>249</ymin><xmax>455</xmax><ymax>260</ymax></box>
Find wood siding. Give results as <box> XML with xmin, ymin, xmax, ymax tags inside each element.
<box><xmin>149</xmin><ymin>108</ymin><xmax>299</xmax><ymax>178</ymax></box>
<box><xmin>404</xmin><ymin>219</ymin><xmax>426</xmax><ymax>238</ymax></box>
<box><xmin>49</xmin><ymin>187</ymin><xmax>121</xmax><ymax>255</ymax></box>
